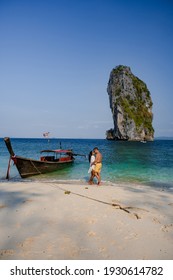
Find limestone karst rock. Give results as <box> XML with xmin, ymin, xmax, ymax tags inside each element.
<box><xmin>106</xmin><ymin>65</ymin><xmax>154</xmax><ymax>141</ymax></box>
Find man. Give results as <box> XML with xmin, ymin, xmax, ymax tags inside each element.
<box><xmin>91</xmin><ymin>147</ymin><xmax>102</xmax><ymax>185</ymax></box>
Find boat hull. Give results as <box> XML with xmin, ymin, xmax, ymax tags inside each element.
<box><xmin>12</xmin><ymin>156</ymin><xmax>73</xmax><ymax>178</ymax></box>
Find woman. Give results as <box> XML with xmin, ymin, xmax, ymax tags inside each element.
<box><xmin>88</xmin><ymin>150</ymin><xmax>95</xmax><ymax>184</ymax></box>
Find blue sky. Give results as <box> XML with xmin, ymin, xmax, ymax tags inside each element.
<box><xmin>0</xmin><ymin>0</ymin><xmax>173</xmax><ymax>138</ymax></box>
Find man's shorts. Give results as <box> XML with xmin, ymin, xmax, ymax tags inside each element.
<box><xmin>94</xmin><ymin>163</ymin><xmax>102</xmax><ymax>173</ymax></box>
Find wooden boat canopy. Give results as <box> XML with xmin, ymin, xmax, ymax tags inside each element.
<box><xmin>40</xmin><ymin>149</ymin><xmax>73</xmax><ymax>154</ymax></box>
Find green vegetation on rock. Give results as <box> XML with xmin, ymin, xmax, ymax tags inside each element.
<box><xmin>107</xmin><ymin>65</ymin><xmax>154</xmax><ymax>140</ymax></box>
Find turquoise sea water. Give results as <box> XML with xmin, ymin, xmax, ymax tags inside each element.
<box><xmin>0</xmin><ymin>138</ymin><xmax>173</xmax><ymax>190</ymax></box>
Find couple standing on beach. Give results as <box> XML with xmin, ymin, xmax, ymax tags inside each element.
<box><xmin>88</xmin><ymin>147</ymin><xmax>102</xmax><ymax>185</ymax></box>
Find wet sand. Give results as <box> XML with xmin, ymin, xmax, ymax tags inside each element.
<box><xmin>0</xmin><ymin>181</ymin><xmax>173</xmax><ymax>259</ymax></box>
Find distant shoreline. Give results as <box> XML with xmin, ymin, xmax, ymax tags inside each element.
<box><xmin>1</xmin><ymin>137</ymin><xmax>173</xmax><ymax>140</ymax></box>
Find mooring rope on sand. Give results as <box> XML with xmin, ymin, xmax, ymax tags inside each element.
<box><xmin>47</xmin><ymin>182</ymin><xmax>143</xmax><ymax>219</ymax></box>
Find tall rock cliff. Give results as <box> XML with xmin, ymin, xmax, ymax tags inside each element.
<box><xmin>106</xmin><ymin>65</ymin><xmax>154</xmax><ymax>141</ymax></box>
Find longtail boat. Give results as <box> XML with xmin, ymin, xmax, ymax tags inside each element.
<box><xmin>4</xmin><ymin>137</ymin><xmax>75</xmax><ymax>179</ymax></box>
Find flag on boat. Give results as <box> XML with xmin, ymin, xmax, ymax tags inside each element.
<box><xmin>43</xmin><ymin>132</ymin><xmax>50</xmax><ymax>138</ymax></box>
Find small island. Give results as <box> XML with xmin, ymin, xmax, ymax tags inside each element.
<box><xmin>106</xmin><ymin>65</ymin><xmax>154</xmax><ymax>141</ymax></box>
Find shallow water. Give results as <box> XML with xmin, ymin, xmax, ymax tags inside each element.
<box><xmin>0</xmin><ymin>138</ymin><xmax>173</xmax><ymax>190</ymax></box>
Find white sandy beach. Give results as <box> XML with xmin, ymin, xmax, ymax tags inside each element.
<box><xmin>0</xmin><ymin>180</ymin><xmax>173</xmax><ymax>260</ymax></box>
